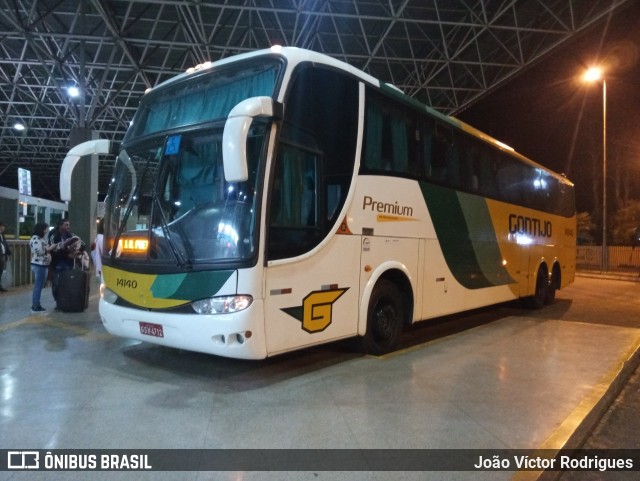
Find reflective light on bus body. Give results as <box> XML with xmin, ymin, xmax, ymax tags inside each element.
<box><xmin>509</xmin><ymin>233</ymin><xmax>534</xmax><ymax>245</ymax></box>
<box><xmin>186</xmin><ymin>61</ymin><xmax>214</xmax><ymax>74</ymax></box>
<box><xmin>533</xmin><ymin>178</ymin><xmax>547</xmax><ymax>189</ymax></box>
<box><xmin>100</xmin><ymin>284</ymin><xmax>118</xmax><ymax>304</ymax></box>
<box><xmin>495</xmin><ymin>140</ymin><xmax>514</xmax><ymax>152</ymax></box>
<box><xmin>218</xmin><ymin>223</ymin><xmax>239</xmax><ymax>244</ymax></box>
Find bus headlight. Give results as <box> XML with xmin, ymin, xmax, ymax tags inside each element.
<box><xmin>192</xmin><ymin>295</ymin><xmax>253</xmax><ymax>314</ymax></box>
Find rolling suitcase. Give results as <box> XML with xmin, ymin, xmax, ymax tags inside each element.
<box><xmin>57</xmin><ymin>266</ymin><xmax>90</xmax><ymax>312</ymax></box>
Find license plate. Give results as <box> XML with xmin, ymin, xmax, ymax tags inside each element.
<box><xmin>139</xmin><ymin>321</ymin><xmax>164</xmax><ymax>338</ymax></box>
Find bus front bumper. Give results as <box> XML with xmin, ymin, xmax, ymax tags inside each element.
<box><xmin>99</xmin><ymin>298</ymin><xmax>268</xmax><ymax>360</ymax></box>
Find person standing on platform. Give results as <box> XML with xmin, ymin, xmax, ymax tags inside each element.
<box><xmin>92</xmin><ymin>218</ymin><xmax>105</xmax><ymax>282</ymax></box>
<box><xmin>50</xmin><ymin>218</ymin><xmax>85</xmax><ymax>308</ymax></box>
<box><xmin>0</xmin><ymin>221</ymin><xmax>11</xmax><ymax>292</ymax></box>
<box><xmin>29</xmin><ymin>223</ymin><xmax>56</xmax><ymax>312</ymax></box>
<box><xmin>47</xmin><ymin>218</ymin><xmax>63</xmax><ymax>246</ymax></box>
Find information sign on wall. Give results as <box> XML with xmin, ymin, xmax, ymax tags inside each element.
<box><xmin>18</xmin><ymin>168</ymin><xmax>32</xmax><ymax>196</ymax></box>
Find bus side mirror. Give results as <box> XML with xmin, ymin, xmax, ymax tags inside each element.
<box><xmin>222</xmin><ymin>96</ymin><xmax>279</xmax><ymax>182</ymax></box>
<box><xmin>633</xmin><ymin>227</ymin><xmax>640</xmax><ymax>247</ymax></box>
<box><xmin>60</xmin><ymin>139</ymin><xmax>115</xmax><ymax>201</ymax></box>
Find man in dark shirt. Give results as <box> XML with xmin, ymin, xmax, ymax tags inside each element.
<box><xmin>50</xmin><ymin>218</ymin><xmax>85</xmax><ymax>307</ymax></box>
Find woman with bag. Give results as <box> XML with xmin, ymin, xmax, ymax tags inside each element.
<box><xmin>29</xmin><ymin>223</ymin><xmax>56</xmax><ymax>313</ymax></box>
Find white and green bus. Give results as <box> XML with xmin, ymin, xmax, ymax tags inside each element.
<box><xmin>61</xmin><ymin>46</ymin><xmax>576</xmax><ymax>359</ymax></box>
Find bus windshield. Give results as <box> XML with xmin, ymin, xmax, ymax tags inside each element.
<box><xmin>102</xmin><ymin>57</ymin><xmax>282</xmax><ymax>270</ymax></box>
<box><xmin>124</xmin><ymin>57</ymin><xmax>281</xmax><ymax>141</ymax></box>
<box><xmin>104</xmin><ymin>122</ymin><xmax>268</xmax><ymax>268</ymax></box>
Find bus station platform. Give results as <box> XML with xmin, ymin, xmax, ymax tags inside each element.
<box><xmin>1</xmin><ymin>277</ymin><xmax>639</xmax><ymax>481</ymax></box>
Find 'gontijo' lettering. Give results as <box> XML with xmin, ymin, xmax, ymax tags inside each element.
<box><xmin>363</xmin><ymin>195</ymin><xmax>413</xmax><ymax>216</ymax></box>
<box><xmin>508</xmin><ymin>214</ymin><xmax>552</xmax><ymax>238</ymax></box>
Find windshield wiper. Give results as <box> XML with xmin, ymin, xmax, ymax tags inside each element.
<box><xmin>150</xmin><ymin>193</ymin><xmax>189</xmax><ymax>268</ymax></box>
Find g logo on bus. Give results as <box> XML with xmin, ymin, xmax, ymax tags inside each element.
<box><xmin>282</xmin><ymin>288</ymin><xmax>349</xmax><ymax>333</ymax></box>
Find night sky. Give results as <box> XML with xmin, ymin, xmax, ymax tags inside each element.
<box><xmin>458</xmin><ymin>2</ymin><xmax>640</xmax><ymax>215</ymax></box>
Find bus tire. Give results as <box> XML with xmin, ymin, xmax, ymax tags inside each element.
<box><xmin>545</xmin><ymin>268</ymin><xmax>558</xmax><ymax>305</ymax></box>
<box><xmin>524</xmin><ymin>266</ymin><xmax>548</xmax><ymax>309</ymax></box>
<box><xmin>361</xmin><ymin>279</ymin><xmax>404</xmax><ymax>355</ymax></box>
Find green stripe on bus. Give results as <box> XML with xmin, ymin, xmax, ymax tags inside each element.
<box><xmin>420</xmin><ymin>182</ymin><xmax>512</xmax><ymax>289</ymax></box>
<box><xmin>150</xmin><ymin>270</ymin><xmax>235</xmax><ymax>300</ymax></box>
<box><xmin>457</xmin><ymin>193</ymin><xmax>515</xmax><ymax>286</ymax></box>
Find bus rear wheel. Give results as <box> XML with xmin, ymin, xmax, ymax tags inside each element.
<box><xmin>524</xmin><ymin>266</ymin><xmax>548</xmax><ymax>309</ymax></box>
<box><xmin>361</xmin><ymin>279</ymin><xmax>404</xmax><ymax>355</ymax></box>
<box><xmin>545</xmin><ymin>265</ymin><xmax>560</xmax><ymax>305</ymax></box>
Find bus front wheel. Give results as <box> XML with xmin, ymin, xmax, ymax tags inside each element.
<box><xmin>361</xmin><ymin>279</ymin><xmax>404</xmax><ymax>355</ymax></box>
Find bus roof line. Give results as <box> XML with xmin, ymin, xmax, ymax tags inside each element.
<box><xmin>146</xmin><ymin>46</ymin><xmax>572</xmax><ymax>186</ymax></box>
<box><xmin>147</xmin><ymin>46</ymin><xmax>382</xmax><ymax>96</ymax></box>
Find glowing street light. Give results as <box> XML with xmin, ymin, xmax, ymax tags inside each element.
<box><xmin>583</xmin><ymin>66</ymin><xmax>607</xmax><ymax>271</ymax></box>
<box><xmin>583</xmin><ymin>67</ymin><xmax>603</xmax><ymax>82</ymax></box>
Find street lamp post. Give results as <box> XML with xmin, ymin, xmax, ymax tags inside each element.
<box><xmin>583</xmin><ymin>67</ymin><xmax>607</xmax><ymax>272</ymax></box>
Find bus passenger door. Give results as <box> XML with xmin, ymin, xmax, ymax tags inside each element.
<box><xmin>263</xmin><ymin>142</ymin><xmax>361</xmax><ymax>356</ymax></box>
<box><xmin>261</xmin><ymin>62</ymin><xmax>362</xmax><ymax>355</ymax></box>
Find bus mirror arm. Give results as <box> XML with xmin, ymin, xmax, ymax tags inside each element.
<box><xmin>223</xmin><ymin>96</ymin><xmax>280</xmax><ymax>182</ymax></box>
<box><xmin>60</xmin><ymin>139</ymin><xmax>117</xmax><ymax>201</ymax></box>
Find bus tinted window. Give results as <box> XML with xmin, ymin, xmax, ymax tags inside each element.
<box><xmin>268</xmin><ymin>65</ymin><xmax>359</xmax><ymax>260</ymax></box>
<box><xmin>362</xmin><ymin>87</ymin><xmax>575</xmax><ymax>218</ymax></box>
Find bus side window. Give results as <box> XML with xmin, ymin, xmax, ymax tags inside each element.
<box><xmin>462</xmin><ymin>139</ymin><xmax>480</xmax><ymax>192</ymax></box>
<box><xmin>496</xmin><ymin>157</ymin><xmax>524</xmax><ymax>205</ymax></box>
<box><xmin>522</xmin><ymin>166</ymin><xmax>540</xmax><ymax>209</ymax></box>
<box><xmin>530</xmin><ymin>169</ymin><xmax>554</xmax><ymax>213</ymax></box>
<box><xmin>421</xmin><ymin>118</ymin><xmax>434</xmax><ymax>178</ymax></box>
<box><xmin>467</xmin><ymin>139</ymin><xmax>499</xmax><ymax>198</ymax></box>
<box><xmin>478</xmin><ymin>149</ymin><xmax>498</xmax><ymax>198</ymax></box>
<box><xmin>446</xmin><ymin>138</ymin><xmax>461</xmax><ymax>188</ymax></box>
<box><xmin>364</xmin><ymin>101</ymin><xmax>384</xmax><ymax>170</ymax></box>
<box><xmin>408</xmin><ymin>122</ymin><xmax>420</xmax><ymax>177</ymax></box>
<box><xmin>558</xmin><ymin>180</ymin><xmax>576</xmax><ymax>217</ymax></box>
<box><xmin>390</xmin><ymin>110</ymin><xmax>409</xmax><ymax>173</ymax></box>
<box><xmin>271</xmin><ymin>145</ymin><xmax>318</xmax><ymax>229</ymax></box>
<box><xmin>363</xmin><ymin>91</ymin><xmax>418</xmax><ymax>178</ymax></box>
<box><xmin>268</xmin><ymin>64</ymin><xmax>358</xmax><ymax>261</ymax></box>
<box><xmin>430</xmin><ymin>123</ymin><xmax>450</xmax><ymax>182</ymax></box>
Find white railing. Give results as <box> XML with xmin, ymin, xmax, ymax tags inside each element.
<box><xmin>577</xmin><ymin>245</ymin><xmax>640</xmax><ymax>274</ymax></box>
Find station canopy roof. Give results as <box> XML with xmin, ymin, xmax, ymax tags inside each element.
<box><xmin>0</xmin><ymin>0</ymin><xmax>632</xmax><ymax>199</ymax></box>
